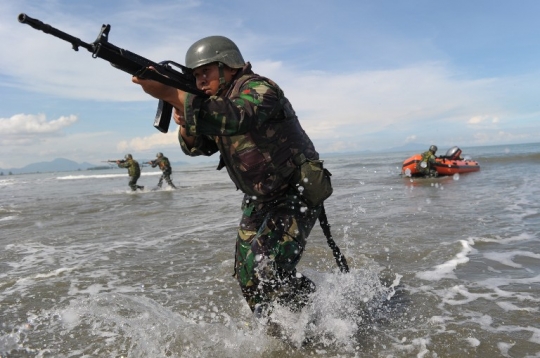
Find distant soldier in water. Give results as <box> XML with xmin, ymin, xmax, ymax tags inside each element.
<box><xmin>418</xmin><ymin>145</ymin><xmax>438</xmax><ymax>177</ymax></box>
<box><xmin>117</xmin><ymin>154</ymin><xmax>143</xmax><ymax>191</ymax></box>
<box><xmin>148</xmin><ymin>152</ymin><xmax>177</xmax><ymax>189</ymax></box>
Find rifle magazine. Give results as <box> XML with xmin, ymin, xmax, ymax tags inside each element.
<box><xmin>153</xmin><ymin>100</ymin><xmax>173</xmax><ymax>133</ymax></box>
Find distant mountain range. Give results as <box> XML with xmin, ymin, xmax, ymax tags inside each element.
<box><xmin>0</xmin><ymin>158</ymin><xmax>97</xmax><ymax>175</ymax></box>
<box><xmin>0</xmin><ymin>158</ymin><xmax>189</xmax><ymax>175</ymax></box>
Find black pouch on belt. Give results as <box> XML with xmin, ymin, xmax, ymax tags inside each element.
<box><xmin>292</xmin><ymin>153</ymin><xmax>333</xmax><ymax>207</ymax></box>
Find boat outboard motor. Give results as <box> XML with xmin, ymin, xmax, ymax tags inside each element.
<box><xmin>445</xmin><ymin>146</ymin><xmax>462</xmax><ymax>160</ymax></box>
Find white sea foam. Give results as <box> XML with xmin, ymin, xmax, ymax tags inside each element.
<box><xmin>415</xmin><ymin>239</ymin><xmax>475</xmax><ymax>281</ymax></box>
<box><xmin>428</xmin><ymin>315</ymin><xmax>452</xmax><ymax>324</ymax></box>
<box><xmin>0</xmin><ymin>179</ymin><xmax>16</xmax><ymax>186</ymax></box>
<box><xmin>57</xmin><ymin>173</ymin><xmax>127</xmax><ymax>180</ymax></box>
<box><xmin>497</xmin><ymin>341</ymin><xmax>515</xmax><ymax>356</ymax></box>
<box><xmin>0</xmin><ymin>215</ymin><xmax>17</xmax><ymax>222</ymax></box>
<box><xmin>34</xmin><ymin>267</ymin><xmax>73</xmax><ymax>279</ymax></box>
<box><xmin>441</xmin><ymin>285</ymin><xmax>495</xmax><ymax>305</ymax></box>
<box><xmin>475</xmin><ymin>232</ymin><xmax>534</xmax><ymax>244</ymax></box>
<box><xmin>483</xmin><ymin>250</ymin><xmax>540</xmax><ymax>268</ymax></box>
<box><xmin>496</xmin><ymin>301</ymin><xmax>538</xmax><ymax>312</ymax></box>
<box><xmin>393</xmin><ymin>337</ymin><xmax>431</xmax><ymax>357</ymax></box>
<box><xmin>57</xmin><ymin>171</ymin><xmax>161</xmax><ymax>180</ymax></box>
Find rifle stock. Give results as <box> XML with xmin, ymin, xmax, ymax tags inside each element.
<box><xmin>18</xmin><ymin>13</ymin><xmax>208</xmax><ymax>133</ymax></box>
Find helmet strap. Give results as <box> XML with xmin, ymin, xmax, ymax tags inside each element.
<box><xmin>218</xmin><ymin>62</ymin><xmax>226</xmax><ymax>86</ymax></box>
<box><xmin>216</xmin><ymin>62</ymin><xmax>230</xmax><ymax>95</ymax></box>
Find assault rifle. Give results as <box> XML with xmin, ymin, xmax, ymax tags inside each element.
<box><xmin>18</xmin><ymin>13</ymin><xmax>208</xmax><ymax>133</ymax></box>
<box><xmin>105</xmin><ymin>160</ymin><xmax>150</xmax><ymax>168</ymax></box>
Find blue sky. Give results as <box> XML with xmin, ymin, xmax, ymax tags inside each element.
<box><xmin>1</xmin><ymin>0</ymin><xmax>540</xmax><ymax>168</ymax></box>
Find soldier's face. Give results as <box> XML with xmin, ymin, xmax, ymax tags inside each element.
<box><xmin>193</xmin><ymin>63</ymin><xmax>237</xmax><ymax>95</ymax></box>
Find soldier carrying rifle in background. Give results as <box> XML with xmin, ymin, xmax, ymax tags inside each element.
<box><xmin>147</xmin><ymin>152</ymin><xmax>177</xmax><ymax>189</ymax></box>
<box><xmin>111</xmin><ymin>154</ymin><xmax>143</xmax><ymax>191</ymax></box>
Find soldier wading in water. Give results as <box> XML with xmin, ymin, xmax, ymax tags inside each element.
<box><xmin>117</xmin><ymin>154</ymin><xmax>143</xmax><ymax>191</ymax></box>
<box><xmin>148</xmin><ymin>152</ymin><xmax>177</xmax><ymax>189</ymax></box>
<box><xmin>132</xmin><ymin>36</ymin><xmax>341</xmax><ymax>322</ymax></box>
<box><xmin>418</xmin><ymin>145</ymin><xmax>438</xmax><ymax>177</ymax></box>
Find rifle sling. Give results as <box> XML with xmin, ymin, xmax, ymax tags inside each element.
<box><xmin>318</xmin><ymin>204</ymin><xmax>350</xmax><ymax>273</ymax></box>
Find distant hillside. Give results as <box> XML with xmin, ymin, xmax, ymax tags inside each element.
<box><xmin>0</xmin><ymin>158</ymin><xmax>97</xmax><ymax>175</ymax></box>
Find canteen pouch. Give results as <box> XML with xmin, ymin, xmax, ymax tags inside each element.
<box><xmin>292</xmin><ymin>153</ymin><xmax>333</xmax><ymax>207</ymax></box>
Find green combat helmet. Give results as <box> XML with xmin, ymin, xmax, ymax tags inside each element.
<box><xmin>185</xmin><ymin>36</ymin><xmax>245</xmax><ymax>70</ymax></box>
<box><xmin>156</xmin><ymin>152</ymin><xmax>163</xmax><ymax>158</ymax></box>
<box><xmin>125</xmin><ymin>154</ymin><xmax>133</xmax><ymax>160</ymax></box>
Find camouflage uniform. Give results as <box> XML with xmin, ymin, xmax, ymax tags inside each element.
<box><xmin>150</xmin><ymin>156</ymin><xmax>177</xmax><ymax>188</ymax></box>
<box><xmin>179</xmin><ymin>62</ymin><xmax>321</xmax><ymax>311</ymax></box>
<box><xmin>118</xmin><ymin>159</ymin><xmax>143</xmax><ymax>191</ymax></box>
<box><xmin>418</xmin><ymin>150</ymin><xmax>438</xmax><ymax>177</ymax></box>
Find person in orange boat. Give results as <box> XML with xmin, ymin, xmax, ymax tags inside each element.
<box><xmin>417</xmin><ymin>145</ymin><xmax>438</xmax><ymax>177</ymax></box>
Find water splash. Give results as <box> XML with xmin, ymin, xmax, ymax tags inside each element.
<box><xmin>261</xmin><ymin>267</ymin><xmax>407</xmax><ymax>352</ymax></box>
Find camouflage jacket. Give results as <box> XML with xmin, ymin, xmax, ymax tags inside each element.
<box><xmin>179</xmin><ymin>62</ymin><xmax>318</xmax><ymax>201</ymax></box>
<box><xmin>420</xmin><ymin>151</ymin><xmax>437</xmax><ymax>167</ymax></box>
<box><xmin>151</xmin><ymin>157</ymin><xmax>172</xmax><ymax>173</ymax></box>
<box><xmin>118</xmin><ymin>159</ymin><xmax>141</xmax><ymax>177</ymax></box>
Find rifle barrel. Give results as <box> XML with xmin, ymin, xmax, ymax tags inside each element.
<box><xmin>18</xmin><ymin>13</ymin><xmax>93</xmax><ymax>52</ymax></box>
<box><xmin>17</xmin><ymin>13</ymin><xmax>207</xmax><ymax>133</ymax></box>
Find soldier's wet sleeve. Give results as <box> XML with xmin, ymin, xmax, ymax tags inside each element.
<box><xmin>178</xmin><ymin>123</ymin><xmax>219</xmax><ymax>157</ymax></box>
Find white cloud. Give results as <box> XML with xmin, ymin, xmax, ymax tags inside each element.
<box><xmin>406</xmin><ymin>135</ymin><xmax>417</xmax><ymax>143</ymax></box>
<box><xmin>266</xmin><ymin>62</ymin><xmax>504</xmax><ymax>142</ymax></box>
<box><xmin>473</xmin><ymin>130</ymin><xmax>530</xmax><ymax>144</ymax></box>
<box><xmin>468</xmin><ymin>115</ymin><xmax>500</xmax><ymax>125</ymax></box>
<box><xmin>117</xmin><ymin>127</ymin><xmax>180</xmax><ymax>151</ymax></box>
<box><xmin>0</xmin><ymin>113</ymin><xmax>77</xmax><ymax>146</ymax></box>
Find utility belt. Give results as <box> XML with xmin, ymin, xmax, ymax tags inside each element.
<box><xmin>291</xmin><ymin>153</ymin><xmax>333</xmax><ymax>207</ymax></box>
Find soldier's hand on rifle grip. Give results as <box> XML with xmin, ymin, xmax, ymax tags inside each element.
<box><xmin>133</xmin><ymin>69</ymin><xmax>187</xmax><ymax>110</ymax></box>
<box><xmin>132</xmin><ymin>67</ymin><xmax>161</xmax><ymax>94</ymax></box>
<box><xmin>173</xmin><ymin>108</ymin><xmax>186</xmax><ymax>127</ymax></box>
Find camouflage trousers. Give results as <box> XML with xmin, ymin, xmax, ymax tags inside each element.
<box><xmin>421</xmin><ymin>168</ymin><xmax>438</xmax><ymax>178</ymax></box>
<box><xmin>417</xmin><ymin>163</ymin><xmax>438</xmax><ymax>178</ymax></box>
<box><xmin>157</xmin><ymin>171</ymin><xmax>176</xmax><ymax>188</ymax></box>
<box><xmin>234</xmin><ymin>192</ymin><xmax>321</xmax><ymax>312</ymax></box>
<box><xmin>128</xmin><ymin>175</ymin><xmax>143</xmax><ymax>191</ymax></box>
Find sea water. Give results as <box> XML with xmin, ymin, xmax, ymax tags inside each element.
<box><xmin>0</xmin><ymin>143</ymin><xmax>539</xmax><ymax>357</ymax></box>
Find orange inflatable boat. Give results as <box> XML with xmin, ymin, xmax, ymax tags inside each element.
<box><xmin>402</xmin><ymin>146</ymin><xmax>480</xmax><ymax>177</ymax></box>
